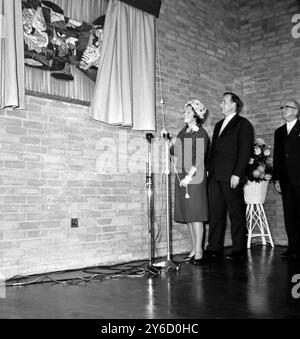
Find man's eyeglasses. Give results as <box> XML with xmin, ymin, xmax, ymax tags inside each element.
<box><xmin>280</xmin><ymin>105</ymin><xmax>298</xmax><ymax>110</ymax></box>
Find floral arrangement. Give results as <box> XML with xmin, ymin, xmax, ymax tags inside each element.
<box><xmin>246</xmin><ymin>138</ymin><xmax>273</xmax><ymax>182</ymax></box>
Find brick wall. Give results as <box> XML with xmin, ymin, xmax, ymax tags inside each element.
<box><xmin>240</xmin><ymin>0</ymin><xmax>300</xmax><ymax>245</ymax></box>
<box><xmin>157</xmin><ymin>0</ymin><xmax>241</xmax><ymax>135</ymax></box>
<box><xmin>2</xmin><ymin>0</ymin><xmax>294</xmax><ymax>278</ymax></box>
<box><xmin>0</xmin><ymin>96</ymin><xmax>155</xmax><ymax>278</ymax></box>
<box><xmin>157</xmin><ymin>0</ymin><xmax>241</xmax><ymax>247</ymax></box>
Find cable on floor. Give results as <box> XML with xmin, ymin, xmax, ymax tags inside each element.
<box><xmin>5</xmin><ymin>259</ymin><xmax>161</xmax><ymax>287</ymax></box>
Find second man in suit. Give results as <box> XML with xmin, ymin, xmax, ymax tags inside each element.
<box><xmin>273</xmin><ymin>101</ymin><xmax>300</xmax><ymax>259</ymax></box>
<box><xmin>205</xmin><ymin>92</ymin><xmax>254</xmax><ymax>260</ymax></box>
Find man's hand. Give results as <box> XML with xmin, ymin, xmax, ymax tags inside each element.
<box><xmin>274</xmin><ymin>180</ymin><xmax>281</xmax><ymax>194</ymax></box>
<box><xmin>230</xmin><ymin>175</ymin><xmax>240</xmax><ymax>189</ymax></box>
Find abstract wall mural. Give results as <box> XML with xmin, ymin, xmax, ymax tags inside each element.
<box><xmin>22</xmin><ymin>0</ymin><xmax>105</xmax><ymax>82</ymax></box>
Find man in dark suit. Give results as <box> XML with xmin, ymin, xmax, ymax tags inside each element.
<box><xmin>205</xmin><ymin>92</ymin><xmax>254</xmax><ymax>260</ymax></box>
<box><xmin>273</xmin><ymin>100</ymin><xmax>300</xmax><ymax>259</ymax></box>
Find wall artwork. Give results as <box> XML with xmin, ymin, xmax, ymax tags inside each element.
<box><xmin>22</xmin><ymin>0</ymin><xmax>105</xmax><ymax>83</ymax></box>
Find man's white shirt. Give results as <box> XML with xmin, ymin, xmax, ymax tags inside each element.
<box><xmin>219</xmin><ymin>113</ymin><xmax>236</xmax><ymax>136</ymax></box>
<box><xmin>286</xmin><ymin>119</ymin><xmax>297</xmax><ymax>135</ymax></box>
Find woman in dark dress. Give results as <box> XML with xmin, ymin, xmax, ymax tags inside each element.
<box><xmin>171</xmin><ymin>99</ymin><xmax>209</xmax><ymax>265</ymax></box>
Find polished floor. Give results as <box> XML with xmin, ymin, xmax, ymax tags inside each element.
<box><xmin>0</xmin><ymin>246</ymin><xmax>299</xmax><ymax>319</ymax></box>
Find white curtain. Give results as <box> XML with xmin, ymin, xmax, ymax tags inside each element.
<box><xmin>89</xmin><ymin>0</ymin><xmax>156</xmax><ymax>131</ymax></box>
<box><xmin>0</xmin><ymin>0</ymin><xmax>25</xmax><ymax>109</ymax></box>
<box><xmin>54</xmin><ymin>0</ymin><xmax>108</xmax><ymax>23</ymax></box>
<box><xmin>24</xmin><ymin>0</ymin><xmax>108</xmax><ymax>102</ymax></box>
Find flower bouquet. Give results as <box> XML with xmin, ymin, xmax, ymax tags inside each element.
<box><xmin>246</xmin><ymin>138</ymin><xmax>273</xmax><ymax>182</ymax></box>
<box><xmin>244</xmin><ymin>138</ymin><xmax>273</xmax><ymax>204</ymax></box>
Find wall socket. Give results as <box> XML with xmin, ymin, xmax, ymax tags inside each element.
<box><xmin>71</xmin><ymin>218</ymin><xmax>79</xmax><ymax>228</ymax></box>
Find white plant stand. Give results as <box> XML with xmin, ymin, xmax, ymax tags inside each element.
<box><xmin>244</xmin><ymin>181</ymin><xmax>274</xmax><ymax>249</ymax></box>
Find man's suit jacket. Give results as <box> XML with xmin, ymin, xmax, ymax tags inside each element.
<box><xmin>273</xmin><ymin>119</ymin><xmax>300</xmax><ymax>185</ymax></box>
<box><xmin>208</xmin><ymin>114</ymin><xmax>254</xmax><ymax>182</ymax></box>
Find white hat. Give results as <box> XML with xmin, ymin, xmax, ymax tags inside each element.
<box><xmin>185</xmin><ymin>99</ymin><xmax>207</xmax><ymax>119</ymax></box>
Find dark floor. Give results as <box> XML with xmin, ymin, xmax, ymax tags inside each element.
<box><xmin>0</xmin><ymin>246</ymin><xmax>300</xmax><ymax>319</ymax></box>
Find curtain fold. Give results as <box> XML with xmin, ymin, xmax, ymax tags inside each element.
<box><xmin>24</xmin><ymin>0</ymin><xmax>108</xmax><ymax>102</ymax></box>
<box><xmin>54</xmin><ymin>0</ymin><xmax>108</xmax><ymax>23</ymax></box>
<box><xmin>89</xmin><ymin>0</ymin><xmax>156</xmax><ymax>131</ymax></box>
<box><xmin>0</xmin><ymin>0</ymin><xmax>25</xmax><ymax>110</ymax></box>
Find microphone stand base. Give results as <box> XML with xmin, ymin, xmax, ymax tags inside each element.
<box><xmin>145</xmin><ymin>262</ymin><xmax>161</xmax><ymax>275</ymax></box>
<box><xmin>152</xmin><ymin>260</ymin><xmax>181</xmax><ymax>272</ymax></box>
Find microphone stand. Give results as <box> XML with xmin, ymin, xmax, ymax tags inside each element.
<box><xmin>145</xmin><ymin>133</ymin><xmax>160</xmax><ymax>275</ymax></box>
<box><xmin>153</xmin><ymin>131</ymin><xmax>180</xmax><ymax>272</ymax></box>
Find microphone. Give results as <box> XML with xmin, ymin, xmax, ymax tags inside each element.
<box><xmin>146</xmin><ymin>133</ymin><xmax>154</xmax><ymax>143</ymax></box>
<box><xmin>160</xmin><ymin>128</ymin><xmax>170</xmax><ymax>140</ymax></box>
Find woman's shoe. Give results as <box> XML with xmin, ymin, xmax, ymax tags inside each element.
<box><xmin>182</xmin><ymin>254</ymin><xmax>194</xmax><ymax>262</ymax></box>
<box><xmin>188</xmin><ymin>255</ymin><xmax>195</xmax><ymax>263</ymax></box>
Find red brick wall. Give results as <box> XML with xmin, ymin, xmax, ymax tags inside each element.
<box><xmin>240</xmin><ymin>0</ymin><xmax>300</xmax><ymax>245</ymax></box>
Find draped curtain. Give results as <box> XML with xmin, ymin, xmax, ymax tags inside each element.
<box><xmin>24</xmin><ymin>0</ymin><xmax>108</xmax><ymax>102</ymax></box>
<box><xmin>89</xmin><ymin>0</ymin><xmax>156</xmax><ymax>131</ymax></box>
<box><xmin>0</xmin><ymin>0</ymin><xmax>25</xmax><ymax>110</ymax></box>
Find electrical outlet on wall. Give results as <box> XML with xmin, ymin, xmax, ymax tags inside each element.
<box><xmin>71</xmin><ymin>218</ymin><xmax>79</xmax><ymax>228</ymax></box>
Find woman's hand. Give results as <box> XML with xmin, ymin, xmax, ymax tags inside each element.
<box><xmin>169</xmin><ymin>137</ymin><xmax>176</xmax><ymax>146</ymax></box>
<box><xmin>180</xmin><ymin>175</ymin><xmax>192</xmax><ymax>188</ymax></box>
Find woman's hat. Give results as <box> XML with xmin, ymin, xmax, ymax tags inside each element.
<box><xmin>185</xmin><ymin>99</ymin><xmax>207</xmax><ymax>119</ymax></box>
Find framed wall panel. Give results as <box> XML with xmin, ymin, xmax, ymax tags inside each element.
<box><xmin>24</xmin><ymin>0</ymin><xmax>108</xmax><ymax>103</ymax></box>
